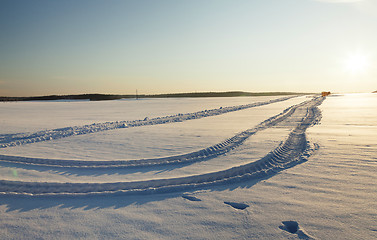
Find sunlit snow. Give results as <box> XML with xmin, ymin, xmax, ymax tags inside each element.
<box><xmin>0</xmin><ymin>94</ymin><xmax>376</xmax><ymax>239</ymax></box>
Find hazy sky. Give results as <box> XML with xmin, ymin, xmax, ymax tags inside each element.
<box><xmin>1</xmin><ymin>0</ymin><xmax>376</xmax><ymax>96</ymax></box>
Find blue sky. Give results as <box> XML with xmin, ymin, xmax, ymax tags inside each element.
<box><xmin>1</xmin><ymin>0</ymin><xmax>376</xmax><ymax>96</ymax></box>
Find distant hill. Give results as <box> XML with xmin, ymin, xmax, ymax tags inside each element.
<box><xmin>0</xmin><ymin>91</ymin><xmax>309</xmax><ymax>102</ymax></box>
<box><xmin>142</xmin><ymin>91</ymin><xmax>306</xmax><ymax>98</ymax></box>
<box><xmin>0</xmin><ymin>94</ymin><xmax>132</xmax><ymax>102</ymax></box>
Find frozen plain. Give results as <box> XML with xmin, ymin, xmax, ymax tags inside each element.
<box><xmin>0</xmin><ymin>94</ymin><xmax>376</xmax><ymax>239</ymax></box>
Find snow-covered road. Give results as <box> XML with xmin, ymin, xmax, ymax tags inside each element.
<box><xmin>0</xmin><ymin>96</ymin><xmax>323</xmax><ymax>196</ymax></box>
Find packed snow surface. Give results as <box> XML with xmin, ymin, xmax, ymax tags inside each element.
<box><xmin>0</xmin><ymin>94</ymin><xmax>376</xmax><ymax>239</ymax></box>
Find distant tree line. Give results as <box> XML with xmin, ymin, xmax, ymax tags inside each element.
<box><xmin>0</xmin><ymin>91</ymin><xmax>309</xmax><ymax>102</ymax></box>
<box><xmin>143</xmin><ymin>91</ymin><xmax>305</xmax><ymax>98</ymax></box>
<box><xmin>0</xmin><ymin>94</ymin><xmax>131</xmax><ymax>102</ymax></box>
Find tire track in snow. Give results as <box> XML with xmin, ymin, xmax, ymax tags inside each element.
<box><xmin>0</xmin><ymin>97</ymin><xmax>324</xmax><ymax>196</ymax></box>
<box><xmin>0</xmin><ymin>98</ymin><xmax>310</xmax><ymax>168</ymax></box>
<box><xmin>0</xmin><ymin>96</ymin><xmax>297</xmax><ymax>148</ymax></box>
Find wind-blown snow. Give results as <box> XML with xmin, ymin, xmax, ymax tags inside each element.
<box><xmin>0</xmin><ymin>94</ymin><xmax>375</xmax><ymax>239</ymax></box>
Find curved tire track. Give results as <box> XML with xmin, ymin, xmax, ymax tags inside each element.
<box><xmin>0</xmin><ymin>97</ymin><xmax>324</xmax><ymax>196</ymax></box>
<box><xmin>0</xmin><ymin>96</ymin><xmax>297</xmax><ymax>149</ymax></box>
<box><xmin>1</xmin><ymin>98</ymin><xmax>313</xmax><ymax>168</ymax></box>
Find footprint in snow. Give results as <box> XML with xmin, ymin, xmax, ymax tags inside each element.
<box><xmin>182</xmin><ymin>195</ymin><xmax>201</xmax><ymax>201</ymax></box>
<box><xmin>224</xmin><ymin>201</ymin><xmax>249</xmax><ymax>210</ymax></box>
<box><xmin>279</xmin><ymin>221</ymin><xmax>316</xmax><ymax>239</ymax></box>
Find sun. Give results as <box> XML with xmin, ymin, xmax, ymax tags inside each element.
<box><xmin>344</xmin><ymin>52</ymin><xmax>370</xmax><ymax>74</ymax></box>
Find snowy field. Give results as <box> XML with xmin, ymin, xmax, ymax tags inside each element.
<box><xmin>0</xmin><ymin>94</ymin><xmax>376</xmax><ymax>239</ymax></box>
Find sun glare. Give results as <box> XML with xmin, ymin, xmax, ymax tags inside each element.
<box><xmin>344</xmin><ymin>53</ymin><xmax>370</xmax><ymax>74</ymax></box>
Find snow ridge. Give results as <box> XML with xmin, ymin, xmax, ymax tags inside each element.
<box><xmin>0</xmin><ymin>97</ymin><xmax>324</xmax><ymax>196</ymax></box>
<box><xmin>0</xmin><ymin>98</ymin><xmax>310</xmax><ymax>168</ymax></box>
<box><xmin>0</xmin><ymin>96</ymin><xmax>296</xmax><ymax>148</ymax></box>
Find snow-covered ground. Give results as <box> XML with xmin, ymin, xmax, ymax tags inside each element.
<box><xmin>0</xmin><ymin>94</ymin><xmax>375</xmax><ymax>239</ymax></box>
